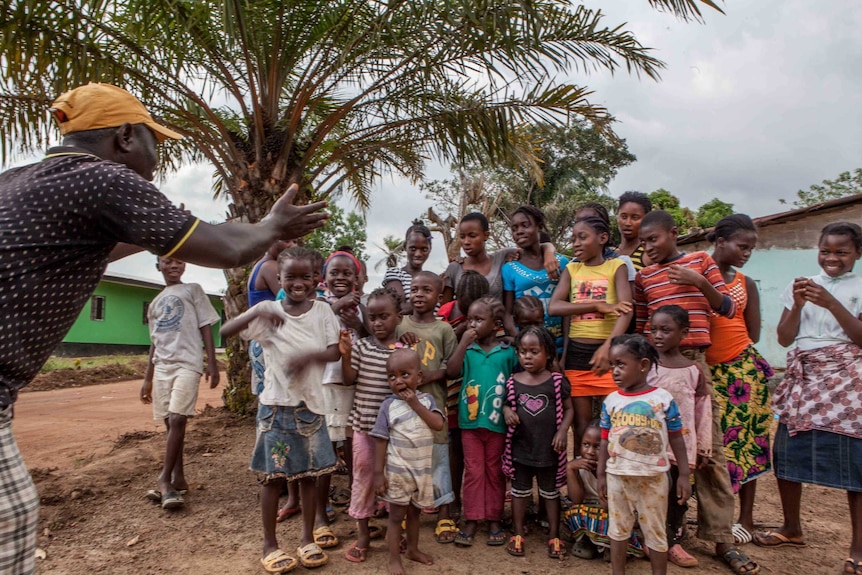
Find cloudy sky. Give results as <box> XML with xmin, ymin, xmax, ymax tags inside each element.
<box><xmin>108</xmin><ymin>0</ymin><xmax>862</xmax><ymax>292</ymax></box>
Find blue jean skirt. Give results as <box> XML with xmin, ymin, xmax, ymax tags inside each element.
<box><xmin>774</xmin><ymin>423</ymin><xmax>862</xmax><ymax>492</ymax></box>
<box><xmin>250</xmin><ymin>403</ymin><xmax>337</xmax><ymax>483</ymax></box>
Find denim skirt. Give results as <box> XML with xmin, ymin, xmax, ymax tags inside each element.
<box><xmin>774</xmin><ymin>423</ymin><xmax>862</xmax><ymax>492</ymax></box>
<box><xmin>250</xmin><ymin>403</ymin><xmax>337</xmax><ymax>482</ymax></box>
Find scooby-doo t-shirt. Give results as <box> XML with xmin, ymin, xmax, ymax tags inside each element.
<box><xmin>511</xmin><ymin>375</ymin><xmax>571</xmax><ymax>467</ymax></box>
<box><xmin>600</xmin><ymin>387</ymin><xmax>682</xmax><ymax>476</ymax></box>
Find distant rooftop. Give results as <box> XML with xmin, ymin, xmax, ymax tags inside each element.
<box><xmin>101</xmin><ymin>272</ymin><xmax>224</xmax><ymax>299</ymax></box>
<box><xmin>678</xmin><ymin>192</ymin><xmax>862</xmax><ymax>245</ymax></box>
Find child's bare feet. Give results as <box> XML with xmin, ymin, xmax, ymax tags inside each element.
<box><xmin>389</xmin><ymin>555</ymin><xmax>406</xmax><ymax>575</ymax></box>
<box><xmin>404</xmin><ymin>549</ymin><xmax>433</xmax><ymax>566</ymax></box>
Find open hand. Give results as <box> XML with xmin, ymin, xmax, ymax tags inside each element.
<box><xmin>268</xmin><ymin>184</ymin><xmax>329</xmax><ymax>241</ymax></box>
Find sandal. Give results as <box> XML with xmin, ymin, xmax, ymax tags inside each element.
<box><xmin>276</xmin><ymin>506</ymin><xmax>301</xmax><ymax>523</ymax></box>
<box><xmin>367</xmin><ymin>521</ymin><xmax>385</xmax><ymax>540</ymax></box>
<box><xmin>487</xmin><ymin>530</ymin><xmax>506</xmax><ymax>546</ymax></box>
<box><xmin>668</xmin><ymin>543</ymin><xmax>698</xmax><ymax>568</ymax></box>
<box><xmin>261</xmin><ymin>549</ymin><xmax>298</xmax><ymax>573</ymax></box>
<box><xmin>547</xmin><ymin>538</ymin><xmax>565</xmax><ymax>559</ymax></box>
<box><xmin>721</xmin><ymin>548</ymin><xmax>760</xmax><ymax>575</ymax></box>
<box><xmin>732</xmin><ymin>523</ymin><xmax>752</xmax><ymax>545</ymax></box>
<box><xmin>344</xmin><ymin>541</ymin><xmax>368</xmax><ymax>563</ymax></box>
<box><xmin>372</xmin><ymin>500</ymin><xmax>388</xmax><ymax>519</ymax></box>
<box><xmin>330</xmin><ymin>487</ymin><xmax>351</xmax><ymax>507</ymax></box>
<box><xmin>313</xmin><ymin>525</ymin><xmax>339</xmax><ymax>549</ymax></box>
<box><xmin>845</xmin><ymin>558</ymin><xmax>862</xmax><ymax>575</ymax></box>
<box><xmin>570</xmin><ymin>536</ymin><xmax>597</xmax><ymax>560</ymax></box>
<box><xmin>506</xmin><ymin>535</ymin><xmax>525</xmax><ymax>557</ymax></box>
<box><xmin>296</xmin><ymin>542</ymin><xmax>328</xmax><ymax>568</ymax></box>
<box><xmin>453</xmin><ymin>531</ymin><xmax>474</xmax><ymax>547</ymax></box>
<box><xmin>434</xmin><ymin>519</ymin><xmax>458</xmax><ymax>544</ymax></box>
<box><xmin>752</xmin><ymin>530</ymin><xmax>806</xmax><ymax>548</ymax></box>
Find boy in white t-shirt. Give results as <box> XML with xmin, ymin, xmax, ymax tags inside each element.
<box><xmin>140</xmin><ymin>256</ymin><xmax>220</xmax><ymax>510</ymax></box>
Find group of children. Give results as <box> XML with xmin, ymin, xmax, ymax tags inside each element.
<box><xmin>141</xmin><ymin>190</ymin><xmax>862</xmax><ymax>575</ymax></box>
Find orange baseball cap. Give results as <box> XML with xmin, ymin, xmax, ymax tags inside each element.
<box><xmin>50</xmin><ymin>83</ymin><xmax>182</xmax><ymax>142</ymax></box>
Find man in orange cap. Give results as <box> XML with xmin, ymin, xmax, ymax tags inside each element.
<box><xmin>0</xmin><ymin>83</ymin><xmax>328</xmax><ymax>574</ymax></box>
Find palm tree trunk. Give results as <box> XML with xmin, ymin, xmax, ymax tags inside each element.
<box><xmin>221</xmin><ymin>264</ymin><xmax>256</xmax><ymax>414</ymax></box>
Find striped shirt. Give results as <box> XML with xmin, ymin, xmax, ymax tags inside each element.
<box><xmin>349</xmin><ymin>337</ymin><xmax>395</xmax><ymax>433</ymax></box>
<box><xmin>634</xmin><ymin>251</ymin><xmax>735</xmax><ymax>349</ymax></box>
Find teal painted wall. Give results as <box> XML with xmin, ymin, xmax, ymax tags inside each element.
<box><xmin>63</xmin><ymin>281</ymin><xmax>224</xmax><ymax>348</ymax></box>
<box><xmin>742</xmin><ymin>248</ymin><xmax>819</xmax><ymax>369</ymax></box>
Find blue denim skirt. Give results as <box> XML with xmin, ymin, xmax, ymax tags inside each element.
<box><xmin>250</xmin><ymin>403</ymin><xmax>337</xmax><ymax>482</ymax></box>
<box><xmin>774</xmin><ymin>423</ymin><xmax>862</xmax><ymax>492</ymax></box>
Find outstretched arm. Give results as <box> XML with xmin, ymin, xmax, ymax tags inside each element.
<box><xmin>173</xmin><ymin>184</ymin><xmax>328</xmax><ymax>268</ymax></box>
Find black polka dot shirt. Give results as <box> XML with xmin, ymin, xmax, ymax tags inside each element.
<box><xmin>0</xmin><ymin>147</ymin><xmax>195</xmax><ymax>407</ymax></box>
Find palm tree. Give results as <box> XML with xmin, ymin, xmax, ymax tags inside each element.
<box><xmin>374</xmin><ymin>235</ymin><xmax>405</xmax><ymax>273</ymax></box>
<box><xmin>0</xmin><ymin>0</ymin><xmax>722</xmax><ymax>411</ymax></box>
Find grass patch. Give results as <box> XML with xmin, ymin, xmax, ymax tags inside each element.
<box><xmin>39</xmin><ymin>355</ymin><xmax>148</xmax><ymax>373</ymax></box>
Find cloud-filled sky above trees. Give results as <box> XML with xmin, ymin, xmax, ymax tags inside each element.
<box><xmin>108</xmin><ymin>0</ymin><xmax>862</xmax><ymax>291</ymax></box>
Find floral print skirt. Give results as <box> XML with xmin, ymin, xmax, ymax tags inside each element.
<box><xmin>711</xmin><ymin>345</ymin><xmax>774</xmax><ymax>493</ymax></box>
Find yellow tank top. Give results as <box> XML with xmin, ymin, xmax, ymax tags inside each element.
<box><xmin>567</xmin><ymin>259</ymin><xmax>625</xmax><ymax>340</ymax></box>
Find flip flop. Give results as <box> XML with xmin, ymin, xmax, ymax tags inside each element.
<box><xmin>276</xmin><ymin>506</ymin><xmax>301</xmax><ymax>523</ymax></box>
<box><xmin>453</xmin><ymin>531</ymin><xmax>474</xmax><ymax>547</ymax></box>
<box><xmin>160</xmin><ymin>491</ymin><xmax>184</xmax><ymax>510</ymax></box>
<box><xmin>260</xmin><ymin>549</ymin><xmax>298</xmax><ymax>574</ymax></box>
<box><xmin>487</xmin><ymin>530</ymin><xmax>506</xmax><ymax>546</ymax></box>
<box><xmin>732</xmin><ymin>523</ymin><xmax>753</xmax><ymax>545</ymax></box>
<box><xmin>845</xmin><ymin>558</ymin><xmax>862</xmax><ymax>575</ymax></box>
<box><xmin>752</xmin><ymin>531</ymin><xmax>807</xmax><ymax>548</ymax></box>
<box><xmin>145</xmin><ymin>489</ymin><xmax>161</xmax><ymax>503</ymax></box>
<box><xmin>344</xmin><ymin>541</ymin><xmax>368</xmax><ymax>563</ymax></box>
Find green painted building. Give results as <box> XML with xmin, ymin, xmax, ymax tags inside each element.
<box><xmin>56</xmin><ymin>273</ymin><xmax>224</xmax><ymax>357</ymax></box>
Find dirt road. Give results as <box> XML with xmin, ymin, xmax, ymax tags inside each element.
<box><xmin>14</xmin><ymin>376</ymin><xmax>224</xmax><ymax>469</ymax></box>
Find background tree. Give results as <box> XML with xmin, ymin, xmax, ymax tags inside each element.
<box><xmin>0</xmin><ymin>0</ymin><xmax>722</xmax><ymax>412</ymax></box>
<box><xmin>423</xmin><ymin>120</ymin><xmax>636</xmax><ymax>252</ymax></box>
<box><xmin>781</xmin><ymin>168</ymin><xmax>862</xmax><ymax>208</ymax></box>
<box><xmin>305</xmin><ymin>204</ymin><xmax>368</xmax><ymax>261</ymax></box>
<box><xmin>648</xmin><ymin>188</ymin><xmax>699</xmax><ymax>233</ymax></box>
<box><xmin>373</xmin><ymin>235</ymin><xmax>406</xmax><ymax>273</ymax></box>
<box><xmin>695</xmin><ymin>197</ymin><xmax>734</xmax><ymax>228</ymax></box>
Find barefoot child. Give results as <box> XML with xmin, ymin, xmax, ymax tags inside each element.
<box><xmin>598</xmin><ymin>334</ymin><xmax>691</xmax><ymax>575</ymax></box>
<box><xmin>564</xmin><ymin>420</ymin><xmax>645</xmax><ymax>560</ymax></box>
<box><xmin>396</xmin><ymin>271</ymin><xmax>458</xmax><ymax>543</ymax></box>
<box><xmin>502</xmin><ymin>326</ymin><xmax>574</xmax><ymax>559</ymax></box>
<box><xmin>371</xmin><ymin>348</ymin><xmax>445</xmax><ymax>575</ymax></box>
<box><xmin>648</xmin><ymin>305</ymin><xmax>713</xmax><ymax>568</ymax></box>
<box><xmin>220</xmin><ymin>247</ymin><xmax>341</xmax><ymax>572</ymax></box>
<box><xmin>341</xmin><ymin>287</ymin><xmax>402</xmax><ymax>562</ymax></box>
<box><xmin>140</xmin><ymin>256</ymin><xmax>220</xmax><ymax>510</ymax></box>
<box><xmin>446</xmin><ymin>296</ymin><xmax>517</xmax><ymax>547</ymax></box>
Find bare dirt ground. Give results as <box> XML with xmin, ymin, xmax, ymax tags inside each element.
<box><xmin>13</xmin><ymin>374</ymin><xmax>852</xmax><ymax>575</ymax></box>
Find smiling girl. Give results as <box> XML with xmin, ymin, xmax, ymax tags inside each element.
<box><xmin>756</xmin><ymin>222</ymin><xmax>862</xmax><ymax>575</ymax></box>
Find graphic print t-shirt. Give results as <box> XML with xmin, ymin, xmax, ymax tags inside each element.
<box><xmin>566</xmin><ymin>259</ymin><xmax>626</xmax><ymax>340</ymax></box>
<box><xmin>149</xmin><ymin>283</ymin><xmax>220</xmax><ymax>373</ymax></box>
<box><xmin>600</xmin><ymin>387</ymin><xmax>682</xmax><ymax>476</ymax></box>
<box><xmin>511</xmin><ymin>375</ymin><xmax>570</xmax><ymax>467</ymax></box>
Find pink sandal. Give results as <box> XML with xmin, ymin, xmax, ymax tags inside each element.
<box><xmin>668</xmin><ymin>543</ymin><xmax>698</xmax><ymax>568</ymax></box>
